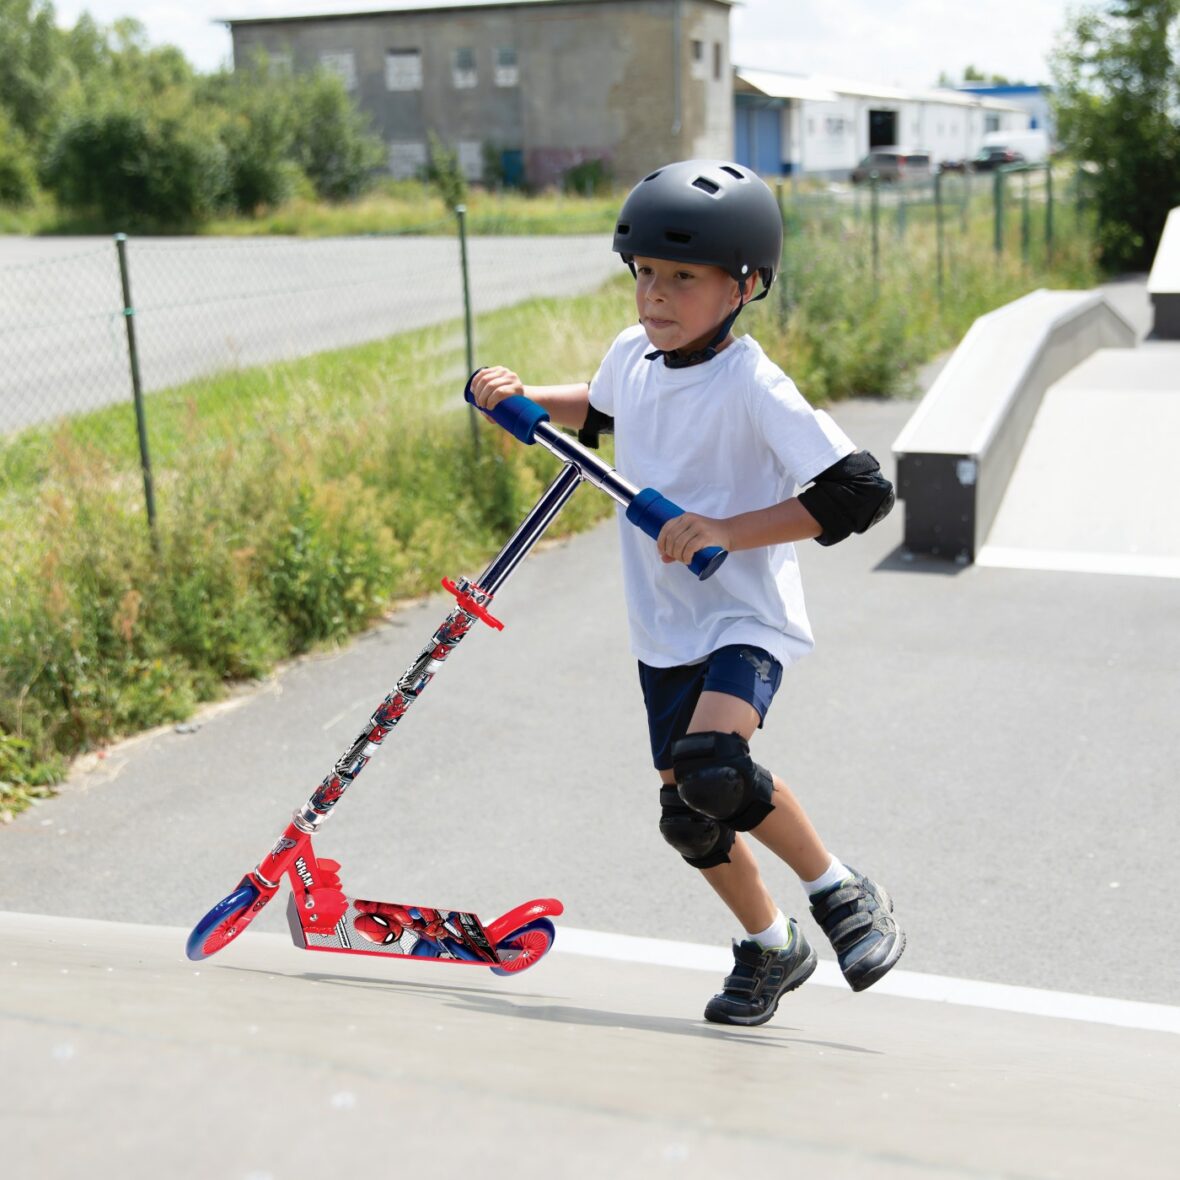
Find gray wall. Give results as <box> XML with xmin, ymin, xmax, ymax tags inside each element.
<box><xmin>229</xmin><ymin>0</ymin><xmax>734</xmax><ymax>190</ymax></box>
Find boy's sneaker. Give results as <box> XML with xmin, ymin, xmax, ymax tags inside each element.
<box><xmin>809</xmin><ymin>868</ymin><xmax>905</xmax><ymax>992</ymax></box>
<box><xmin>703</xmin><ymin>919</ymin><xmax>817</xmax><ymax>1026</ymax></box>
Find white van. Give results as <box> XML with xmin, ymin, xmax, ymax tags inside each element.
<box><xmin>981</xmin><ymin>129</ymin><xmax>1050</xmax><ymax>164</ymax></box>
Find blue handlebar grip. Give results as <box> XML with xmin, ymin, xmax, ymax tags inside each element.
<box><xmin>625</xmin><ymin>488</ymin><xmax>728</xmax><ymax>581</ymax></box>
<box><xmin>464</xmin><ymin>371</ymin><xmax>550</xmax><ymax>445</ymax></box>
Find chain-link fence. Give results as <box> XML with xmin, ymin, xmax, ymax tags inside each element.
<box><xmin>0</xmin><ymin>218</ymin><xmax>616</xmax><ymax>527</ymax></box>
<box><xmin>778</xmin><ymin>162</ymin><xmax>1071</xmax><ymax>289</ymax></box>
<box><xmin>0</xmin><ymin>171</ymin><xmax>1086</xmax><ymax>537</ymax></box>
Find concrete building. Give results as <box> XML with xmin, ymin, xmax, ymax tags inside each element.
<box><xmin>734</xmin><ymin>68</ymin><xmax>1030</xmax><ymax>179</ymax></box>
<box><xmin>223</xmin><ymin>0</ymin><xmax>736</xmax><ymax>190</ymax></box>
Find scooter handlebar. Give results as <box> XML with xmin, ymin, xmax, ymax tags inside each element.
<box><xmin>624</xmin><ymin>489</ymin><xmax>727</xmax><ymax>581</ymax></box>
<box><xmin>464</xmin><ymin>373</ymin><xmax>727</xmax><ymax>581</ymax></box>
<box><xmin>463</xmin><ymin>373</ymin><xmax>550</xmax><ymax>444</ymax></box>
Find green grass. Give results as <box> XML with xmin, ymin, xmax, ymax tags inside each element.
<box><xmin>0</xmin><ymin>278</ymin><xmax>631</xmax><ymax>815</ymax></box>
<box><xmin>0</xmin><ymin>188</ymin><xmax>1098</xmax><ymax>815</ymax></box>
<box><xmin>3</xmin><ymin>182</ymin><xmax>622</xmax><ymax>238</ymax></box>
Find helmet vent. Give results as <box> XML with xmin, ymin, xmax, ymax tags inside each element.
<box><xmin>692</xmin><ymin>176</ymin><xmax>720</xmax><ymax>195</ymax></box>
<box><xmin>643</xmin><ymin>170</ymin><xmax>663</xmax><ymax>182</ymax></box>
<box><xmin>664</xmin><ymin>230</ymin><xmax>693</xmax><ymax>244</ymax></box>
<box><xmin>616</xmin><ymin>221</ymin><xmax>630</xmax><ymax>236</ymax></box>
<box><xmin>720</xmin><ymin>165</ymin><xmax>744</xmax><ymax>180</ymax></box>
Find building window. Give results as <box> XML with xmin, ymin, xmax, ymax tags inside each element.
<box><xmin>985</xmin><ymin>113</ymin><xmax>1000</xmax><ymax>132</ymax></box>
<box><xmin>494</xmin><ymin>46</ymin><xmax>518</xmax><ymax>87</ymax></box>
<box><xmin>713</xmin><ymin>41</ymin><xmax>723</xmax><ymax>81</ymax></box>
<box><xmin>691</xmin><ymin>39</ymin><xmax>706</xmax><ymax>80</ymax></box>
<box><xmin>319</xmin><ymin>51</ymin><xmax>356</xmax><ymax>91</ymax></box>
<box><xmin>457</xmin><ymin>140</ymin><xmax>483</xmax><ymax>179</ymax></box>
<box><xmin>452</xmin><ymin>47</ymin><xmax>477</xmax><ymax>89</ymax></box>
<box><xmin>389</xmin><ymin>141</ymin><xmax>428</xmax><ymax>180</ymax></box>
<box><xmin>386</xmin><ymin>48</ymin><xmax>422</xmax><ymax>91</ymax></box>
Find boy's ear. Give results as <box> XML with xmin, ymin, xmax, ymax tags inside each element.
<box><xmin>735</xmin><ymin>273</ymin><xmax>758</xmax><ymax>303</ymax></box>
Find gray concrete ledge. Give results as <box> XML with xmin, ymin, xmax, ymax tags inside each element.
<box><xmin>1147</xmin><ymin>206</ymin><xmax>1180</xmax><ymax>338</ymax></box>
<box><xmin>892</xmin><ymin>288</ymin><xmax>1136</xmax><ymax>560</ymax></box>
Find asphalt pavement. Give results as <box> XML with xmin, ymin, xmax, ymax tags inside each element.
<box><xmin>2</xmin><ymin>393</ymin><xmax>1178</xmax><ymax>1003</ymax></box>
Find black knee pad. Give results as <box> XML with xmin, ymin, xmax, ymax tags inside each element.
<box><xmin>659</xmin><ymin>785</ymin><xmax>735</xmax><ymax>869</ymax></box>
<box><xmin>671</xmin><ymin>731</ymin><xmax>775</xmax><ymax>832</ymax></box>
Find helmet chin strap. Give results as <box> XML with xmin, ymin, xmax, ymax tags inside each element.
<box><xmin>644</xmin><ymin>295</ymin><xmax>747</xmax><ymax>369</ymax></box>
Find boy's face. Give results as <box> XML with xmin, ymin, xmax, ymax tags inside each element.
<box><xmin>633</xmin><ymin>256</ymin><xmax>751</xmax><ymax>355</ymax></box>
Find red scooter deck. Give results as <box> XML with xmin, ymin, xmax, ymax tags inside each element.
<box><xmin>286</xmin><ymin>892</ymin><xmax>561</xmax><ymax>973</ymax></box>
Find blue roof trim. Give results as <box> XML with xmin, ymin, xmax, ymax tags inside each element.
<box><xmin>957</xmin><ymin>84</ymin><xmax>1050</xmax><ymax>96</ymax></box>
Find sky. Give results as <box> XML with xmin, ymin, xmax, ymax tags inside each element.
<box><xmin>50</xmin><ymin>0</ymin><xmax>1082</xmax><ymax>85</ymax></box>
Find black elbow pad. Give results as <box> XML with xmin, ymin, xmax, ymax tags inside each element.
<box><xmin>798</xmin><ymin>451</ymin><xmax>895</xmax><ymax>546</ymax></box>
<box><xmin>577</xmin><ymin>402</ymin><xmax>615</xmax><ymax>450</ymax></box>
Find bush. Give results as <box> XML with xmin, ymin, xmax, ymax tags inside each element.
<box><xmin>562</xmin><ymin>157</ymin><xmax>612</xmax><ymax>196</ymax></box>
<box><xmin>42</xmin><ymin>90</ymin><xmax>230</xmax><ymax>228</ymax></box>
<box><xmin>425</xmin><ymin>130</ymin><xmax>467</xmax><ymax>208</ymax></box>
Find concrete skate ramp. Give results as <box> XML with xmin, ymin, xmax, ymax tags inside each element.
<box><xmin>979</xmin><ymin>341</ymin><xmax>1180</xmax><ymax>578</ymax></box>
<box><xmin>4</xmin><ymin>912</ymin><xmax>1177</xmax><ymax>1180</ymax></box>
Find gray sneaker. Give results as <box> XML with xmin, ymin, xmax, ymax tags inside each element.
<box><xmin>703</xmin><ymin>919</ymin><xmax>817</xmax><ymax>1026</ymax></box>
<box><xmin>809</xmin><ymin>868</ymin><xmax>905</xmax><ymax>992</ymax></box>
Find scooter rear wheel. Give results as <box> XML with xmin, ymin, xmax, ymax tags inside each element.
<box><xmin>490</xmin><ymin>917</ymin><xmax>556</xmax><ymax>976</ymax></box>
<box><xmin>186</xmin><ymin>883</ymin><xmax>260</xmax><ymax>961</ymax></box>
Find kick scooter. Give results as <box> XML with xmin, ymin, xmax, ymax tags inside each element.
<box><xmin>186</xmin><ymin>376</ymin><xmax>726</xmax><ymax>974</ymax></box>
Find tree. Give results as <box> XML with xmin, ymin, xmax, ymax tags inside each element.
<box><xmin>201</xmin><ymin>57</ymin><xmax>303</xmax><ymax>212</ymax></box>
<box><xmin>289</xmin><ymin>68</ymin><xmax>385</xmax><ymax>201</ymax></box>
<box><xmin>1052</xmin><ymin>0</ymin><xmax>1180</xmax><ymax>269</ymax></box>
<box><xmin>962</xmin><ymin>65</ymin><xmax>1018</xmax><ymax>85</ymax></box>
<box><xmin>0</xmin><ymin>106</ymin><xmax>38</xmax><ymax>204</ymax></box>
<box><xmin>0</xmin><ymin>0</ymin><xmax>71</xmax><ymax>139</ymax></box>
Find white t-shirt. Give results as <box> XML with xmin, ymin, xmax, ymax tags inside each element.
<box><xmin>588</xmin><ymin>324</ymin><xmax>854</xmax><ymax>670</ymax></box>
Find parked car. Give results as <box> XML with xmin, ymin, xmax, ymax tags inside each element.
<box><xmin>970</xmin><ymin>145</ymin><xmax>1026</xmax><ymax>172</ymax></box>
<box><xmin>850</xmin><ymin>148</ymin><xmax>933</xmax><ymax>184</ymax></box>
<box><xmin>938</xmin><ymin>158</ymin><xmax>968</xmax><ymax>174</ymax></box>
<box><xmin>981</xmin><ymin>129</ymin><xmax>1049</xmax><ymax>164</ymax></box>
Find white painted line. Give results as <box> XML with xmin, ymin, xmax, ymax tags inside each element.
<box><xmin>556</xmin><ymin>926</ymin><xmax>1180</xmax><ymax>1036</ymax></box>
<box><xmin>977</xmin><ymin>545</ymin><xmax>1180</xmax><ymax>580</ymax></box>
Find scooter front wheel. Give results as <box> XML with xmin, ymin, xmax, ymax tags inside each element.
<box><xmin>186</xmin><ymin>882</ymin><xmax>261</xmax><ymax>961</ymax></box>
<box><xmin>490</xmin><ymin>918</ymin><xmax>556</xmax><ymax>976</ymax></box>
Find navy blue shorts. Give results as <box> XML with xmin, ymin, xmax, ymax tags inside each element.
<box><xmin>637</xmin><ymin>645</ymin><xmax>783</xmax><ymax>771</ymax></box>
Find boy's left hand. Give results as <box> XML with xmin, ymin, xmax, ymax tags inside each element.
<box><xmin>657</xmin><ymin>513</ymin><xmax>732</xmax><ymax>566</ymax></box>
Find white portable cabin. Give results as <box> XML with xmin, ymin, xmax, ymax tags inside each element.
<box><xmin>734</xmin><ymin>68</ymin><xmax>1029</xmax><ymax>178</ymax></box>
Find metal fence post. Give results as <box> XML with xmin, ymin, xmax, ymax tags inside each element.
<box><xmin>1045</xmin><ymin>163</ymin><xmax>1054</xmax><ymax>263</ymax></box>
<box><xmin>870</xmin><ymin>174</ymin><xmax>880</xmax><ymax>286</ymax></box>
<box><xmin>114</xmin><ymin>233</ymin><xmax>158</xmax><ymax>544</ymax></box>
<box><xmin>455</xmin><ymin>205</ymin><xmax>480</xmax><ymax>453</ymax></box>
<box><xmin>1021</xmin><ymin>168</ymin><xmax>1031</xmax><ymax>265</ymax></box>
<box><xmin>935</xmin><ymin>169</ymin><xmax>945</xmax><ymax>306</ymax></box>
<box><xmin>993</xmin><ymin>170</ymin><xmax>1005</xmax><ymax>258</ymax></box>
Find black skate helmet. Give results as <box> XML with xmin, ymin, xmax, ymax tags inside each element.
<box><xmin>612</xmin><ymin>159</ymin><xmax>783</xmax><ymax>300</ymax></box>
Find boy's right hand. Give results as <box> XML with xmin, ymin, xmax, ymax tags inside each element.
<box><xmin>469</xmin><ymin>366</ymin><xmax>525</xmax><ymax>412</ymax></box>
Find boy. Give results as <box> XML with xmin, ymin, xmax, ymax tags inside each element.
<box><xmin>470</xmin><ymin>159</ymin><xmax>903</xmax><ymax>1026</ymax></box>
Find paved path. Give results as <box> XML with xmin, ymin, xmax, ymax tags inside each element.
<box><xmin>3</xmin><ymin>912</ymin><xmax>1176</xmax><ymax>1180</ymax></box>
